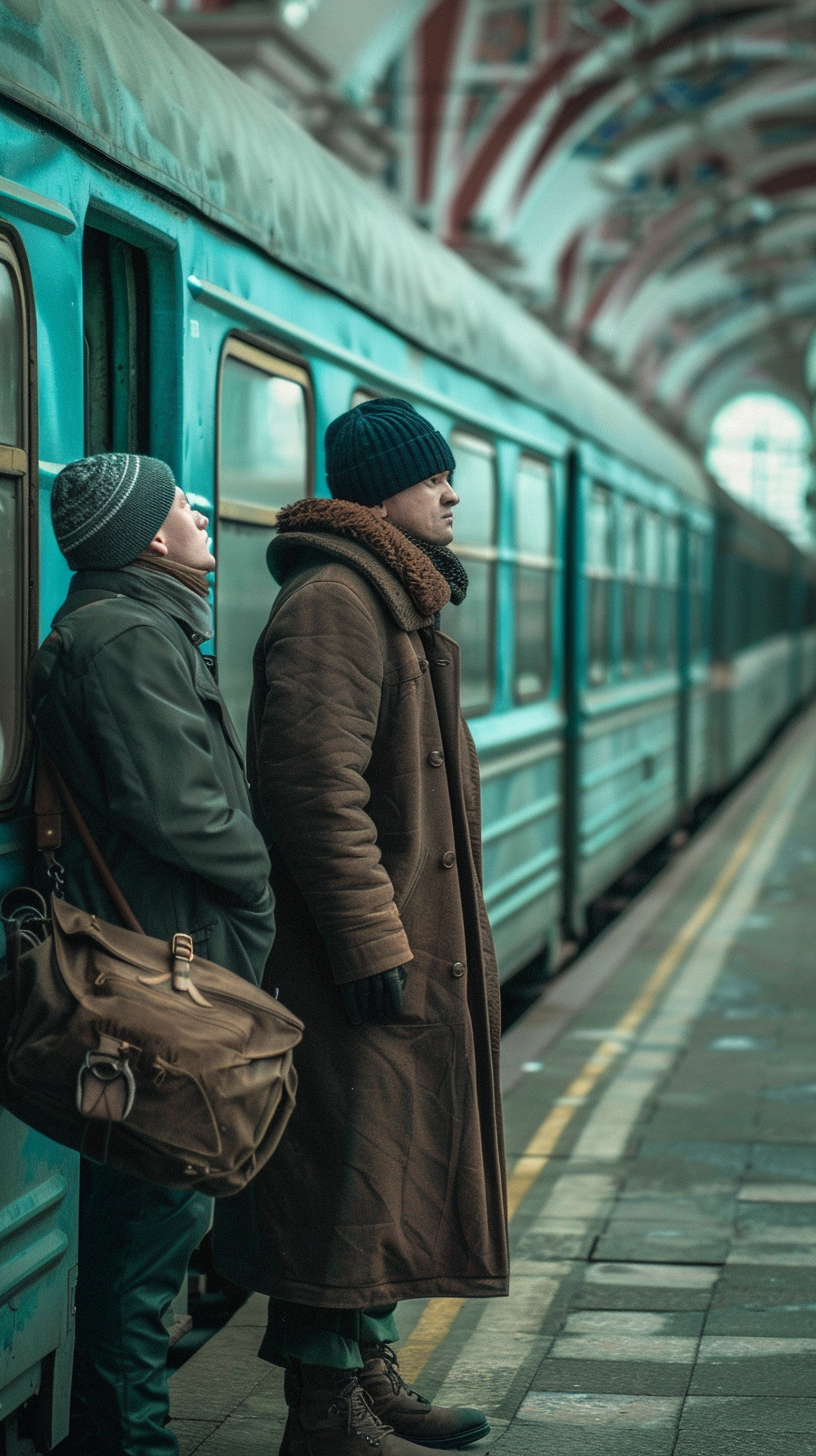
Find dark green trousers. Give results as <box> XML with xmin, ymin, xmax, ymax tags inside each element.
<box><xmin>260</xmin><ymin>1300</ymin><xmax>400</xmax><ymax>1370</ymax></box>
<box><xmin>69</xmin><ymin>1160</ymin><xmax>212</xmax><ymax>1456</ymax></box>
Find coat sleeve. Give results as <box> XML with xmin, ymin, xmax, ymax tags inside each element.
<box><xmin>257</xmin><ymin>576</ymin><xmax>412</xmax><ymax>984</ymax></box>
<box><xmin>82</xmin><ymin>623</ymin><xmax>272</xmax><ymax>909</ymax></box>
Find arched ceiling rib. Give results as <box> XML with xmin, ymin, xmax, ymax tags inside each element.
<box><xmin>387</xmin><ymin>0</ymin><xmax>816</xmax><ymax>445</ymax></box>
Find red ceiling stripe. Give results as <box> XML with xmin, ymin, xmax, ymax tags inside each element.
<box><xmin>758</xmin><ymin>163</ymin><xmax>816</xmax><ymax>197</ymax></box>
<box><xmin>448</xmin><ymin>47</ymin><xmax>586</xmax><ymax>235</ymax></box>
<box><xmin>416</xmin><ymin>0</ymin><xmax>469</xmax><ymax>205</ymax></box>
<box><xmin>515</xmin><ymin>77</ymin><xmax>617</xmax><ymax>206</ymax></box>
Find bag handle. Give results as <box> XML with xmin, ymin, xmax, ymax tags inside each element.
<box><xmin>35</xmin><ymin>751</ymin><xmax>145</xmax><ymax>936</ymax></box>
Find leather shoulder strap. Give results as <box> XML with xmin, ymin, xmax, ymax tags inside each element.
<box><xmin>36</xmin><ymin>751</ymin><xmax>144</xmax><ymax>936</ymax></box>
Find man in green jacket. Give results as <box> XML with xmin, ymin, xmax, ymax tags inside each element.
<box><xmin>29</xmin><ymin>453</ymin><xmax>276</xmax><ymax>1456</ymax></box>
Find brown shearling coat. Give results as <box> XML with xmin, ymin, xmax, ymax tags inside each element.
<box><xmin>212</xmin><ymin>499</ymin><xmax>508</xmax><ymax>1307</ymax></box>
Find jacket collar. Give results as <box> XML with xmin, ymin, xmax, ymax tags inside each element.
<box><xmin>63</xmin><ymin>565</ymin><xmax>214</xmax><ymax>645</ymax></box>
<box><xmin>268</xmin><ymin>498</ymin><xmax>450</xmax><ymax>632</ymax></box>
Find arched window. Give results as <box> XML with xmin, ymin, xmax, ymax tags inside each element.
<box><xmin>707</xmin><ymin>393</ymin><xmax>813</xmax><ymax>545</ymax></box>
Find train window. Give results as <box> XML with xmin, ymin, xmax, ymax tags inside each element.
<box><xmin>0</xmin><ymin>241</ymin><xmax>32</xmax><ymax>808</ymax></box>
<box><xmin>586</xmin><ymin>484</ymin><xmax>614</xmax><ymax>687</ymax></box>
<box><xmin>513</xmin><ymin>454</ymin><xmax>555</xmax><ymax>703</ymax></box>
<box><xmin>440</xmin><ymin>430</ymin><xmax>497</xmax><ymax>715</ymax></box>
<box><xmin>83</xmin><ymin>228</ymin><xmax>150</xmax><ymax>454</ymax></box>
<box><xmin>621</xmin><ymin>499</ymin><xmax>643</xmax><ymax>677</ymax></box>
<box><xmin>688</xmin><ymin>531</ymin><xmax>708</xmax><ymax>660</ymax></box>
<box><xmin>642</xmin><ymin>509</ymin><xmax>661</xmax><ymax>673</ymax></box>
<box><xmin>217</xmin><ymin>339</ymin><xmax>312</xmax><ymax>736</ymax></box>
<box><xmin>658</xmin><ymin>519</ymin><xmax>680</xmax><ymax>669</ymax></box>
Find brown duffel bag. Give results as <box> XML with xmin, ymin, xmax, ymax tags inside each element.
<box><xmin>0</xmin><ymin>758</ymin><xmax>302</xmax><ymax>1197</ymax></box>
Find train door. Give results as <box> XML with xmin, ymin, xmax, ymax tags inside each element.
<box><xmin>1</xmin><ymin>226</ymin><xmax>78</xmax><ymax>1454</ymax></box>
<box><xmin>215</xmin><ymin>338</ymin><xmax>314</xmax><ymax>740</ymax></box>
<box><xmin>82</xmin><ymin>226</ymin><xmax>151</xmax><ymax>456</ymax></box>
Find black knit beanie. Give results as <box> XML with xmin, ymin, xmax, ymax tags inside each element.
<box><xmin>325</xmin><ymin>398</ymin><xmax>455</xmax><ymax>506</ymax></box>
<box><xmin>51</xmin><ymin>454</ymin><xmax>177</xmax><ymax>570</ymax></box>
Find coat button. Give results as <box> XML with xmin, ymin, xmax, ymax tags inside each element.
<box><xmin>428</xmin><ymin>749</ymin><xmax>444</xmax><ymax>767</ymax></box>
<box><xmin>451</xmin><ymin>961</ymin><xmax>466</xmax><ymax>978</ymax></box>
<box><xmin>441</xmin><ymin>850</ymin><xmax>456</xmax><ymax>869</ymax></box>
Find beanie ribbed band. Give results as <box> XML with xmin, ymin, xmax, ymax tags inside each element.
<box><xmin>325</xmin><ymin>398</ymin><xmax>455</xmax><ymax>507</ymax></box>
<box><xmin>51</xmin><ymin>453</ymin><xmax>177</xmax><ymax>570</ymax></box>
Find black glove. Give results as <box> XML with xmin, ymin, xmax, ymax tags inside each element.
<box><xmin>341</xmin><ymin>967</ymin><xmax>407</xmax><ymax>1026</ymax></box>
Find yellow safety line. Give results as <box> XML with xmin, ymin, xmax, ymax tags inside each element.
<box><xmin>398</xmin><ymin>745</ymin><xmax>810</xmax><ymax>1383</ymax></box>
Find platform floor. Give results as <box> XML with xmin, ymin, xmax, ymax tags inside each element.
<box><xmin>170</xmin><ymin>703</ymin><xmax>816</xmax><ymax>1456</ymax></box>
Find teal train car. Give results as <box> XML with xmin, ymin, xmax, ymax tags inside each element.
<box><xmin>1</xmin><ymin>1</ymin><xmax>815</xmax><ymax>1445</ymax></box>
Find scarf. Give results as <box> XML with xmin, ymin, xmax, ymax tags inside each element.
<box><xmin>122</xmin><ymin>557</ymin><xmax>214</xmax><ymax>644</ymax></box>
<box><xmin>134</xmin><ymin>553</ymin><xmax>211</xmax><ymax>599</ymax></box>
<box><xmin>397</xmin><ymin>528</ymin><xmax>469</xmax><ymax>606</ymax></box>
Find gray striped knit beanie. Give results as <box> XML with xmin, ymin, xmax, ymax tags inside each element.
<box><xmin>326</xmin><ymin>398</ymin><xmax>455</xmax><ymax>506</ymax></box>
<box><xmin>51</xmin><ymin>454</ymin><xmax>177</xmax><ymax>570</ymax></box>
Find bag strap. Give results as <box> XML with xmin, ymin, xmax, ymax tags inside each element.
<box><xmin>35</xmin><ymin>751</ymin><xmax>144</xmax><ymax>936</ymax></box>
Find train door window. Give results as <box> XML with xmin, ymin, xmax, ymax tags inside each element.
<box><xmin>217</xmin><ymin>339</ymin><xmax>312</xmax><ymax>735</ymax></box>
<box><xmin>621</xmin><ymin>499</ymin><xmax>643</xmax><ymax>677</ymax></box>
<box><xmin>586</xmin><ymin>483</ymin><xmax>614</xmax><ymax>686</ymax></box>
<box><xmin>642</xmin><ymin>509</ymin><xmax>661</xmax><ymax>673</ymax></box>
<box><xmin>513</xmin><ymin>454</ymin><xmax>555</xmax><ymax>703</ymax></box>
<box><xmin>0</xmin><ymin>240</ymin><xmax>32</xmax><ymax>808</ymax></box>
<box><xmin>440</xmin><ymin>429</ymin><xmax>496</xmax><ymax>715</ymax></box>
<box><xmin>83</xmin><ymin>227</ymin><xmax>150</xmax><ymax>454</ymax></box>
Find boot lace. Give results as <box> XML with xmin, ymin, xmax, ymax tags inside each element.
<box><xmin>330</xmin><ymin>1374</ymin><xmax>396</xmax><ymax>1444</ymax></box>
<box><xmin>364</xmin><ymin>1343</ymin><xmax>430</xmax><ymax>1408</ymax></box>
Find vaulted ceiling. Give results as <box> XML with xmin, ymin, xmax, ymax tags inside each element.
<box><xmin>162</xmin><ymin>1</ymin><xmax>816</xmax><ymax>450</ymax></box>
<box><xmin>383</xmin><ymin>0</ymin><xmax>816</xmax><ymax>447</ymax></box>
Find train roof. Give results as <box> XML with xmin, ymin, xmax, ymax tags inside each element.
<box><xmin>0</xmin><ymin>0</ymin><xmax>713</xmax><ymax>504</ymax></box>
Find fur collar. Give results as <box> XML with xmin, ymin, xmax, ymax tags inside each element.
<box><xmin>271</xmin><ymin>498</ymin><xmax>451</xmax><ymax>627</ymax></box>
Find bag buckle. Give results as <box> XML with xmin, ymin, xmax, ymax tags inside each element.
<box><xmin>77</xmin><ymin>1034</ymin><xmax>137</xmax><ymax>1122</ymax></box>
<box><xmin>138</xmin><ymin>933</ymin><xmax>212</xmax><ymax>1006</ymax></box>
<box><xmin>171</xmin><ymin>933</ymin><xmax>212</xmax><ymax>1007</ymax></box>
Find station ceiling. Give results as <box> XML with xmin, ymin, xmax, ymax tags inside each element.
<box><xmin>167</xmin><ymin>1</ymin><xmax>816</xmax><ymax>449</ymax></box>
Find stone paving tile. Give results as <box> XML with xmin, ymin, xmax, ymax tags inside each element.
<box><xmin>710</xmin><ymin>1264</ymin><xmax>816</xmax><ymax>1309</ymax></box>
<box><xmin>748</xmin><ymin>1144</ymin><xmax>816</xmax><ymax>1182</ymax></box>
<box><xmin>493</xmin><ymin>1421</ymin><xmax>678</xmax><ymax>1456</ymax></box>
<box><xmin>495</xmin><ymin>1390</ymin><xmax>683</xmax><ymax>1453</ymax></box>
<box><xmin>172</xmin><ymin>1420</ymin><xmax>218</xmax><ymax>1456</ymax></box>
<box><xmin>705</xmin><ymin>1307</ymin><xmax>816</xmax><ymax>1337</ymax></box>
<box><xmin>680</xmin><ymin>1395</ymin><xmax>816</xmax><ymax>1431</ymax></box>
<box><xmin>576</xmin><ymin>1259</ymin><xmax>717</xmax><ymax>1312</ymax></box>
<box><xmin>674</xmin><ymin>1433</ymin><xmax>816</xmax><ymax>1456</ymax></box>
<box><xmin>530</xmin><ymin>1359</ymin><xmax>692</xmax><ymax>1395</ymax></box>
<box><xmin>593</xmin><ymin>1224</ymin><xmax>730</xmax><ymax>1264</ymax></box>
<box><xmin>182</xmin><ymin>1413</ymin><xmax>287</xmax><ymax>1456</ymax></box>
<box><xmin>170</xmin><ymin>1325</ymin><xmax>270</xmax><ymax>1422</ymax></box>
<box><xmin>688</xmin><ymin>1335</ymin><xmax>816</xmax><ymax>1395</ymax></box>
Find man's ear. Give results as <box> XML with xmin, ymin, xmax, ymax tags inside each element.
<box><xmin>144</xmin><ymin>531</ymin><xmax>169</xmax><ymax>558</ymax></box>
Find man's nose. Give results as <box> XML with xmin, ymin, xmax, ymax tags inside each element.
<box><xmin>195</xmin><ymin>510</ymin><xmax>209</xmax><ymax>529</ymax></box>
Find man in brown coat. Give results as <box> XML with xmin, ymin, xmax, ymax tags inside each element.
<box><xmin>213</xmin><ymin>398</ymin><xmax>508</xmax><ymax>1455</ymax></box>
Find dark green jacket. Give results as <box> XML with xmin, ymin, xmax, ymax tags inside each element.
<box><xmin>28</xmin><ymin>567</ymin><xmax>275</xmax><ymax>985</ymax></box>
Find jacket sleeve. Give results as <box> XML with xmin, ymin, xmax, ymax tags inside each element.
<box><xmin>257</xmin><ymin>576</ymin><xmax>412</xmax><ymax>983</ymax></box>
<box><xmin>82</xmin><ymin>623</ymin><xmax>272</xmax><ymax>908</ymax></box>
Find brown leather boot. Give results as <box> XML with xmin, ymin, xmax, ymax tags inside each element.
<box><xmin>279</xmin><ymin>1363</ymin><xmax>438</xmax><ymax>1455</ymax></box>
<box><xmin>358</xmin><ymin>1344</ymin><xmax>489</xmax><ymax>1450</ymax></box>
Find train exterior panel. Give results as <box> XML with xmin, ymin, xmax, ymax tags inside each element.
<box><xmin>0</xmin><ymin>1</ymin><xmax>814</xmax><ymax>1442</ymax></box>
